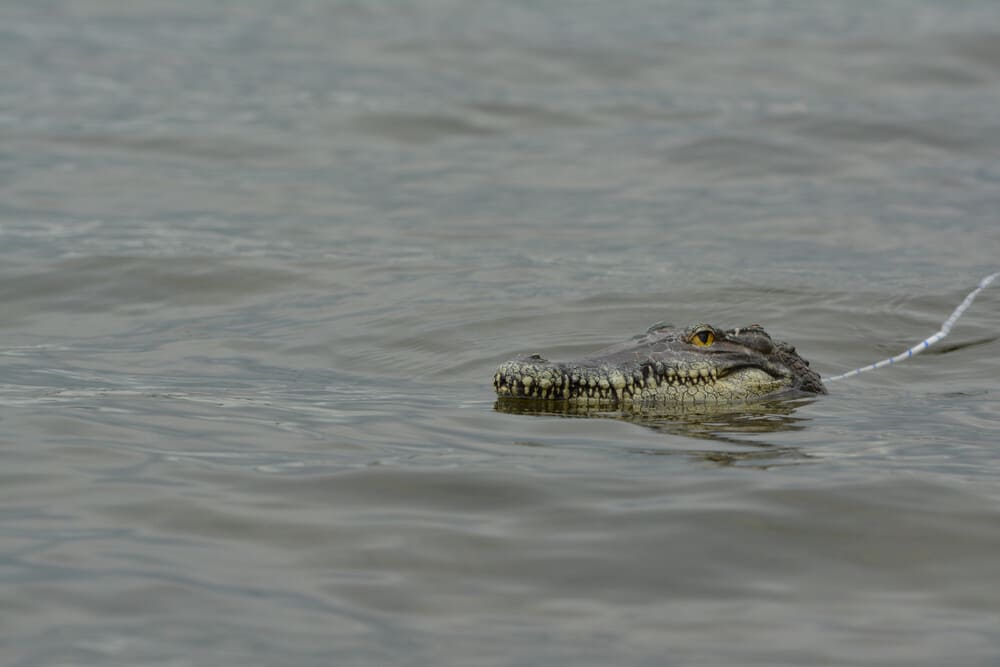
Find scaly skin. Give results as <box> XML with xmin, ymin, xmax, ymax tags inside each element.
<box><xmin>494</xmin><ymin>323</ymin><xmax>825</xmax><ymax>407</ymax></box>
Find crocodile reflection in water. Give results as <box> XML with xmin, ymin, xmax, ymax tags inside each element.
<box><xmin>495</xmin><ymin>395</ymin><xmax>818</xmax><ymax>467</ymax></box>
<box><xmin>494</xmin><ymin>323</ymin><xmax>825</xmax><ymax>408</ymax></box>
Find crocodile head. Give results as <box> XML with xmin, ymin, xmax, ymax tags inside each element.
<box><xmin>493</xmin><ymin>323</ymin><xmax>825</xmax><ymax>407</ymax></box>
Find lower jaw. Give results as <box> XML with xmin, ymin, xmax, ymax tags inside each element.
<box><xmin>494</xmin><ymin>363</ymin><xmax>789</xmax><ymax>404</ymax></box>
<box><xmin>498</xmin><ymin>383</ymin><xmax>778</xmax><ymax>405</ymax></box>
<box><xmin>497</xmin><ymin>381</ymin><xmax>787</xmax><ymax>408</ymax></box>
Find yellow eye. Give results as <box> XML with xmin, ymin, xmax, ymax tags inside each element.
<box><xmin>690</xmin><ymin>329</ymin><xmax>715</xmax><ymax>347</ymax></box>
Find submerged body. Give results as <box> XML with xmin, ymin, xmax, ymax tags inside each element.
<box><xmin>494</xmin><ymin>323</ymin><xmax>825</xmax><ymax>407</ymax></box>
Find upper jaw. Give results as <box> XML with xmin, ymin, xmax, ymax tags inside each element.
<box><xmin>495</xmin><ymin>352</ymin><xmax>791</xmax><ymax>392</ymax></box>
<box><xmin>616</xmin><ymin>344</ymin><xmax>792</xmax><ymax>383</ymax></box>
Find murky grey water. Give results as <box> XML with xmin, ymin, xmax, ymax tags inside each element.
<box><xmin>3</xmin><ymin>1</ymin><xmax>1000</xmax><ymax>665</ymax></box>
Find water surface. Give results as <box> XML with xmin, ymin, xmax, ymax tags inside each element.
<box><xmin>2</xmin><ymin>1</ymin><xmax>1000</xmax><ymax>665</ymax></box>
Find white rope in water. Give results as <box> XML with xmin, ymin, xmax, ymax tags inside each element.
<box><xmin>824</xmin><ymin>271</ymin><xmax>1000</xmax><ymax>382</ymax></box>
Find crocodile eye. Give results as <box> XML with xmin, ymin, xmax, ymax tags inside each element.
<box><xmin>690</xmin><ymin>328</ymin><xmax>715</xmax><ymax>347</ymax></box>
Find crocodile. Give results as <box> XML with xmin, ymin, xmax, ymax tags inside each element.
<box><xmin>493</xmin><ymin>323</ymin><xmax>825</xmax><ymax>407</ymax></box>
